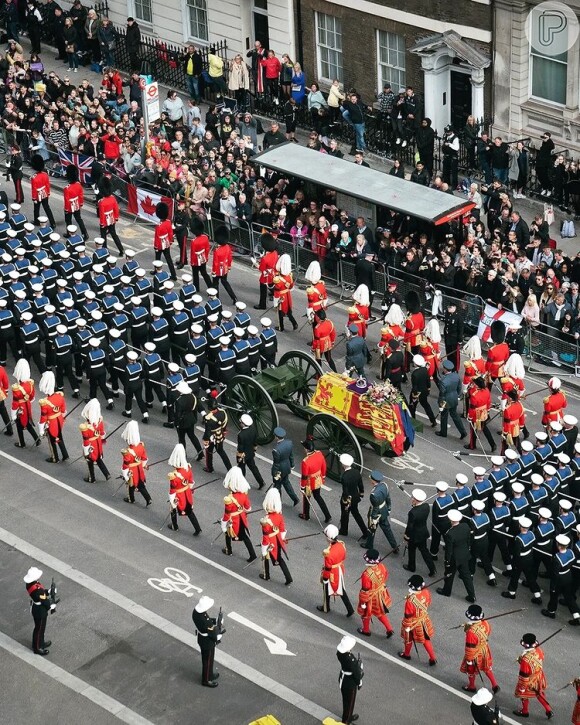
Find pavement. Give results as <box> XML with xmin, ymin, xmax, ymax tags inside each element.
<box><xmin>0</xmin><ymin>35</ymin><xmax>579</xmax><ymax>725</ymax></box>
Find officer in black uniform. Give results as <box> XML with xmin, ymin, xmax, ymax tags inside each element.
<box><xmin>191</xmin><ymin>595</ymin><xmax>225</xmax><ymax>687</ymax></box>
<box><xmin>236</xmin><ymin>413</ymin><xmax>265</xmax><ymax>489</ymax></box>
<box><xmin>409</xmin><ymin>354</ymin><xmax>437</xmax><ymax>427</ymax></box>
<box><xmin>201</xmin><ymin>390</ymin><xmax>232</xmax><ymax>473</ymax></box>
<box><xmin>121</xmin><ymin>350</ymin><xmax>149</xmax><ymax>423</ymax></box>
<box><xmin>403</xmin><ymin>488</ymin><xmax>436</xmax><ymax>576</ymax></box>
<box><xmin>271</xmin><ymin>426</ymin><xmax>299</xmax><ymax>505</ymax></box>
<box><xmin>24</xmin><ymin>566</ymin><xmax>56</xmax><ymax>655</ymax></box>
<box><xmin>338</xmin><ymin>452</ymin><xmax>369</xmax><ymax>540</ymax></box>
<box><xmin>336</xmin><ymin>635</ymin><xmax>363</xmax><ymax>725</ymax></box>
<box><xmin>382</xmin><ymin>338</ymin><xmax>404</xmax><ymax>388</ymax></box>
<box><xmin>436</xmin><ymin>508</ymin><xmax>476</xmax><ymax>602</ymax></box>
<box><xmin>443</xmin><ymin>302</ymin><xmax>463</xmax><ymax>372</ymax></box>
<box><xmin>470</xmin><ymin>688</ymin><xmax>501</xmax><ymax>725</ymax></box>
<box><xmin>174</xmin><ymin>380</ymin><xmax>204</xmax><ymax>460</ymax></box>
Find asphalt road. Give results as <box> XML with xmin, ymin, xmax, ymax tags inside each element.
<box><xmin>0</xmin><ymin>174</ymin><xmax>579</xmax><ymax>725</ymax></box>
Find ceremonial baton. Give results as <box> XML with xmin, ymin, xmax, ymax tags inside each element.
<box><xmin>538</xmin><ymin>626</ymin><xmax>566</xmax><ymax>647</ymax></box>
<box><xmin>112</xmin><ymin>477</ymin><xmax>127</xmax><ymax>497</ymax></box>
<box><xmin>449</xmin><ymin>607</ymin><xmax>527</xmax><ymax>630</ymax></box>
<box><xmin>557</xmin><ymin>680</ymin><xmax>577</xmax><ymax>692</ymax></box>
<box><xmin>521</xmin><ymin>385</ymin><xmax>550</xmax><ymax>401</ymax></box>
<box><xmin>285</xmin><ymin>532</ymin><xmax>322</xmax><ymax>543</ymax></box>
<box><xmin>212</xmin><ymin>508</ymin><xmax>262</xmax><ymax>525</ymax></box>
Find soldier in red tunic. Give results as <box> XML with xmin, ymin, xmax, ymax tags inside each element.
<box><xmin>462</xmin><ymin>336</ymin><xmax>486</xmax><ymax>416</ymax></box>
<box><xmin>465</xmin><ymin>376</ymin><xmax>496</xmax><ymax>452</ymax></box>
<box><xmin>120</xmin><ymin>420</ymin><xmax>152</xmax><ymax>507</ymax></box>
<box><xmin>347</xmin><ymin>285</ymin><xmax>370</xmax><ymax>338</ymax></box>
<box><xmin>422</xmin><ymin>318</ymin><xmax>442</xmax><ymax>382</ymax></box>
<box><xmin>0</xmin><ymin>363</ymin><xmax>13</xmax><ymax>436</ymax></box>
<box><xmin>221</xmin><ymin>466</ymin><xmax>257</xmax><ymax>561</ymax></box>
<box><xmin>399</xmin><ymin>574</ymin><xmax>437</xmax><ymax>664</ymax></box>
<box><xmin>98</xmin><ymin>178</ymin><xmax>124</xmax><ymax>254</ymax></box>
<box><xmin>542</xmin><ymin>376</ymin><xmax>567</xmax><ymax>427</ymax></box>
<box><xmin>299</xmin><ymin>438</ymin><xmax>332</xmax><ymax>522</ymax></box>
<box><xmin>571</xmin><ymin>677</ymin><xmax>580</xmax><ymax>725</ymax></box>
<box><xmin>272</xmin><ymin>253</ymin><xmax>298</xmax><ymax>331</ymax></box>
<box><xmin>357</xmin><ymin>548</ymin><xmax>394</xmax><ymax>638</ymax></box>
<box><xmin>485</xmin><ymin>320</ymin><xmax>509</xmax><ymax>387</ymax></box>
<box><xmin>254</xmin><ymin>232</ymin><xmax>279</xmax><ymax>310</ymax></box>
<box><xmin>166</xmin><ymin>443</ymin><xmax>201</xmax><ymax>534</ymax></box>
<box><xmin>188</xmin><ymin>216</ymin><xmax>212</xmax><ymax>289</ymax></box>
<box><xmin>153</xmin><ymin>201</ymin><xmax>176</xmax><ymax>280</ymax></box>
<box><xmin>312</xmin><ymin>309</ymin><xmax>337</xmax><ymax>372</ymax></box>
<box><xmin>513</xmin><ymin>632</ymin><xmax>552</xmax><ymax>719</ymax></box>
<box><xmin>63</xmin><ymin>165</ymin><xmax>88</xmax><ymax>240</ymax></box>
<box><xmin>317</xmin><ymin>524</ymin><xmax>354</xmax><ymax>616</ymax></box>
<box><xmin>211</xmin><ymin>224</ymin><xmax>237</xmax><ymax>304</ymax></box>
<box><xmin>502</xmin><ymin>389</ymin><xmax>526</xmax><ymax>454</ymax></box>
<box><xmin>404</xmin><ymin>291</ymin><xmax>425</xmax><ymax>372</ymax></box>
<box><xmin>30</xmin><ymin>154</ymin><xmax>56</xmax><ymax>227</ymax></box>
<box><xmin>259</xmin><ymin>488</ymin><xmax>292</xmax><ymax>585</ymax></box>
<box><xmin>305</xmin><ymin>260</ymin><xmax>328</xmax><ymax>324</ymax></box>
<box><xmin>38</xmin><ymin>371</ymin><xmax>68</xmax><ymax>463</ymax></box>
<box><xmin>459</xmin><ymin>604</ymin><xmax>500</xmax><ymax>693</ymax></box>
<box><xmin>79</xmin><ymin>398</ymin><xmax>110</xmax><ymax>483</ymax></box>
<box><xmin>379</xmin><ymin>304</ymin><xmax>405</xmax><ymax>380</ymax></box>
<box><xmin>12</xmin><ymin>359</ymin><xmax>41</xmax><ymax>448</ymax></box>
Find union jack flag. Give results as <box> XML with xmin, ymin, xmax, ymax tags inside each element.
<box><xmin>57</xmin><ymin>148</ymin><xmax>95</xmax><ymax>185</ymax></box>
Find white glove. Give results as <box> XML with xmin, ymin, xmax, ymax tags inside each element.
<box><xmin>11</xmin><ymin>408</ymin><xmax>18</xmax><ymax>421</ymax></box>
<box><xmin>169</xmin><ymin>493</ymin><xmax>177</xmax><ymax>509</ymax></box>
<box><xmin>5</xmin><ymin>160</ymin><xmax>10</xmax><ymax>168</ymax></box>
<box><xmin>281</xmin><ymin>531</ymin><xmax>287</xmax><ymax>540</ymax></box>
<box><xmin>405</xmin><ymin>627</ymin><xmax>411</xmax><ymax>633</ymax></box>
<box><xmin>38</xmin><ymin>422</ymin><xmax>46</xmax><ymax>437</ymax></box>
<box><xmin>273</xmin><ymin>296</ymin><xmax>280</xmax><ymax>308</ymax></box>
<box><xmin>306</xmin><ymin>308</ymin><xmax>314</xmax><ymax>321</ymax></box>
<box><xmin>462</xmin><ymin>384</ymin><xmax>469</xmax><ymax>395</ymax></box>
<box><xmin>466</xmin><ymin>660</ymin><xmax>473</xmax><ymax>665</ymax></box>
<box><xmin>360</xmin><ymin>603</ymin><xmax>367</xmax><ymax>609</ymax></box>
<box><xmin>500</xmin><ymin>398</ymin><xmax>507</xmax><ymax>410</ymax></box>
<box><xmin>82</xmin><ymin>445</ymin><xmax>91</xmax><ymax>457</ymax></box>
<box><xmin>200</xmin><ymin>410</ymin><xmax>207</xmax><ymax>418</ymax></box>
<box><xmin>122</xmin><ymin>469</ymin><xmax>130</xmax><ymax>482</ymax></box>
<box><xmin>220</xmin><ymin>520</ymin><xmax>228</xmax><ymax>533</ymax></box>
<box><xmin>50</xmin><ymin>603</ymin><xmax>56</xmax><ymax>612</ymax></box>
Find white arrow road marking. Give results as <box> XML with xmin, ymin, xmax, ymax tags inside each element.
<box><xmin>228</xmin><ymin>611</ymin><xmax>296</xmax><ymax>656</ymax></box>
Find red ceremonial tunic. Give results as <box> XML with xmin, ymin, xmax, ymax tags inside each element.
<box><xmin>503</xmin><ymin>400</ymin><xmax>525</xmax><ymax>439</ymax></box>
<box><xmin>12</xmin><ymin>379</ymin><xmax>35</xmax><ymax>427</ymax></box>
<box><xmin>347</xmin><ymin>303</ymin><xmax>369</xmax><ymax>338</ymax></box>
<box><xmin>312</xmin><ymin>319</ymin><xmax>336</xmax><ymax>353</ymax></box>
<box><xmin>223</xmin><ymin>491</ymin><xmax>251</xmax><ymax>538</ymax></box>
<box><xmin>154</xmin><ymin>219</ymin><xmax>174</xmax><ymax>251</ymax></box>
<box><xmin>121</xmin><ymin>442</ymin><xmax>148</xmax><ymax>486</ymax></box>
<box><xmin>378</xmin><ymin>324</ymin><xmax>404</xmax><ymax>352</ymax></box>
<box><xmin>259</xmin><ymin>250</ymin><xmax>279</xmax><ymax>285</ymax></box>
<box><xmin>0</xmin><ymin>365</ymin><xmax>9</xmax><ymax>401</ymax></box>
<box><xmin>39</xmin><ymin>392</ymin><xmax>66</xmax><ymax>438</ymax></box>
<box><xmin>515</xmin><ymin>647</ymin><xmax>547</xmax><ymax>700</ymax></box>
<box><xmin>485</xmin><ymin>342</ymin><xmax>509</xmax><ymax>379</ymax></box>
<box><xmin>312</xmin><ymin>227</ymin><xmax>329</xmax><ymax>259</ymax></box>
<box><xmin>80</xmin><ymin>419</ymin><xmax>105</xmax><ymax>461</ymax></box>
<box><xmin>418</xmin><ymin>339</ymin><xmax>440</xmax><ymax>378</ymax></box>
<box><xmin>357</xmin><ymin>562</ymin><xmax>391</xmax><ymax>617</ymax></box>
<box><xmin>467</xmin><ymin>386</ymin><xmax>492</xmax><ymax>428</ymax></box>
<box><xmin>190</xmin><ymin>233</ymin><xmax>210</xmax><ymax>266</ymax></box>
<box><xmin>500</xmin><ymin>375</ymin><xmax>525</xmax><ymax>400</ymax></box>
<box><xmin>401</xmin><ymin>589</ymin><xmax>434</xmax><ymax>644</ymax></box>
<box><xmin>99</xmin><ymin>196</ymin><xmax>120</xmax><ymax>227</ymax></box>
<box><xmin>272</xmin><ymin>273</ymin><xmax>294</xmax><ymax>314</ymax></box>
<box><xmin>306</xmin><ymin>282</ymin><xmax>327</xmax><ymax>313</ymax></box>
<box><xmin>542</xmin><ymin>391</ymin><xmax>567</xmax><ymax>425</ymax></box>
<box><xmin>212</xmin><ymin>244</ymin><xmax>233</xmax><ymax>277</ymax></box>
<box><xmin>404</xmin><ymin>312</ymin><xmax>425</xmax><ymax>350</ymax></box>
<box><xmin>463</xmin><ymin>358</ymin><xmax>486</xmax><ymax>387</ymax></box>
<box><xmin>169</xmin><ymin>465</ymin><xmax>194</xmax><ymax>512</ymax></box>
<box><xmin>321</xmin><ymin>540</ymin><xmax>346</xmax><ymax>594</ymax></box>
<box><xmin>460</xmin><ymin>620</ymin><xmax>493</xmax><ymax>674</ymax></box>
<box><xmin>64</xmin><ymin>181</ymin><xmax>84</xmax><ymax>213</ymax></box>
<box><xmin>572</xmin><ymin>680</ymin><xmax>580</xmax><ymax>725</ymax></box>
<box><xmin>260</xmin><ymin>511</ymin><xmax>287</xmax><ymax>560</ymax></box>
<box><xmin>31</xmin><ymin>171</ymin><xmax>51</xmax><ymax>201</ymax></box>
<box><xmin>301</xmin><ymin>449</ymin><xmax>326</xmax><ymax>493</ymax></box>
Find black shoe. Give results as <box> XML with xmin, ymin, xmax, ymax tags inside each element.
<box><xmin>45</xmin><ymin>457</ymin><xmax>56</xmax><ymax>463</ymax></box>
<box><xmin>316</xmin><ymin>605</ymin><xmax>327</xmax><ymax>613</ymax></box>
<box><xmin>462</xmin><ymin>685</ymin><xmax>477</xmax><ymax>693</ymax></box>
<box><xmin>163</xmin><ymin>422</ymin><xmax>174</xmax><ymax>428</ymax></box>
<box><xmin>386</xmin><ymin>630</ymin><xmax>394</xmax><ymax>638</ymax></box>
<box><xmin>193</xmin><ymin>529</ymin><xmax>201</xmax><ymax>536</ymax></box>
<box><xmin>106</xmin><ymin>402</ymin><xmax>114</xmax><ymax>410</ymax></box>
<box><xmin>487</xmin><ymin>578</ymin><xmax>497</xmax><ymax>587</ymax></box>
<box><xmin>167</xmin><ymin>524</ymin><xmax>178</xmax><ymax>531</ymax></box>
<box><xmin>569</xmin><ymin>617</ymin><xmax>580</xmax><ymax>626</ymax></box>
<box><xmin>429</xmin><ymin>659</ymin><xmax>437</xmax><ymax>666</ymax></box>
<box><xmin>346</xmin><ymin>609</ymin><xmax>355</xmax><ymax>618</ymax></box>
<box><xmin>546</xmin><ymin>711</ymin><xmax>553</xmax><ymax>720</ymax></box>
<box><xmin>530</xmin><ymin>597</ymin><xmax>542</xmax><ymax>605</ymax></box>
<box><xmin>350</xmin><ymin>715</ymin><xmax>359</xmax><ymax>723</ymax></box>
<box><xmin>360</xmin><ymin>541</ymin><xmax>370</xmax><ymax>548</ymax></box>
<box><xmin>398</xmin><ymin>652</ymin><xmax>411</xmax><ymax>660</ymax></box>
<box><xmin>4</xmin><ymin>428</ymin><xmax>13</xmax><ymax>436</ymax></box>
<box><xmin>247</xmin><ymin>554</ymin><xmax>257</xmax><ymax>563</ymax></box>
<box><xmin>463</xmin><ymin>444</ymin><xmax>475</xmax><ymax>450</ymax></box>
<box><xmin>203</xmin><ymin>466</ymin><xmax>214</xmax><ymax>473</ymax></box>
<box><xmin>492</xmin><ymin>686</ymin><xmax>500</xmax><ymax>694</ymax></box>
<box><xmin>34</xmin><ymin>649</ymin><xmax>49</xmax><ymax>656</ymax></box>
<box><xmin>259</xmin><ymin>573</ymin><xmax>270</xmax><ymax>580</ymax></box>
<box><xmin>253</xmin><ymin>305</ymin><xmax>266</xmax><ymax>310</ymax></box>
<box><xmin>196</xmin><ymin>450</ymin><xmax>204</xmax><ymax>461</ymax></box>
<box><xmin>285</xmin><ymin>579</ymin><xmax>293</xmax><ymax>586</ymax></box>
<box><xmin>83</xmin><ymin>476</ymin><xmax>95</xmax><ymax>483</ymax></box>
<box><xmin>435</xmin><ymin>432</ymin><xmax>447</xmax><ymax>437</ymax></box>
<box><xmin>123</xmin><ymin>497</ymin><xmax>133</xmax><ymax>503</ymax></box>
<box><xmin>459</xmin><ymin>433</ymin><xmax>467</xmax><ymax>440</ymax></box>
<box><xmin>324</xmin><ymin>516</ymin><xmax>332</xmax><ymax>524</ymax></box>
<box><xmin>430</xmin><ymin>420</ymin><xmax>437</xmax><ymax>428</ymax></box>
<box><xmin>72</xmin><ymin>390</ymin><xmax>79</xmax><ymax>399</ymax></box>
<box><xmin>430</xmin><ymin>554</ymin><xmax>438</xmax><ymax>561</ymax></box>
<box><xmin>122</xmin><ymin>411</ymin><xmax>132</xmax><ymax>418</ymax></box>
<box><xmin>436</xmin><ymin>588</ymin><xmax>450</xmax><ymax>596</ymax></box>
<box><xmin>392</xmin><ymin>547</ymin><xmax>400</xmax><ymax>555</ymax></box>
<box><xmin>465</xmin><ymin>595</ymin><xmax>476</xmax><ymax>603</ymax></box>
<box><xmin>221</xmin><ymin>548</ymin><xmax>232</xmax><ymax>556</ymax></box>
<box><xmin>356</xmin><ymin>628</ymin><xmax>371</xmax><ymax>637</ymax></box>
<box><xmin>43</xmin><ymin>640</ymin><xmax>52</xmax><ymax>648</ymax></box>
<box><xmin>142</xmin><ymin>416</ymin><xmax>149</xmax><ymax>424</ymax></box>
<box><xmin>202</xmin><ymin>681</ymin><xmax>218</xmax><ymax>688</ymax></box>
<box><xmin>541</xmin><ymin>609</ymin><xmax>556</xmax><ymax>619</ymax></box>
<box><xmin>358</xmin><ymin>534</ymin><xmax>368</xmax><ymax>542</ymax></box>
<box><xmin>428</xmin><ymin>569</ymin><xmax>437</xmax><ymax>577</ymax></box>
<box><xmin>146</xmin><ymin>499</ymin><xmax>153</xmax><ymax>506</ymax></box>
<box><xmin>512</xmin><ymin>710</ymin><xmax>529</xmax><ymax>718</ymax></box>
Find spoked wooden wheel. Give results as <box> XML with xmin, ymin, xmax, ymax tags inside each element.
<box><xmin>226</xmin><ymin>375</ymin><xmax>279</xmax><ymax>445</ymax></box>
<box><xmin>278</xmin><ymin>350</ymin><xmax>323</xmax><ymax>419</ymax></box>
<box><xmin>305</xmin><ymin>412</ymin><xmax>363</xmax><ymax>482</ymax></box>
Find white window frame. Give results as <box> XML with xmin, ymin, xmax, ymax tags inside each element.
<box><xmin>128</xmin><ymin>0</ymin><xmax>153</xmax><ymax>27</ymax></box>
<box><xmin>182</xmin><ymin>0</ymin><xmax>209</xmax><ymax>44</ymax></box>
<box><xmin>376</xmin><ymin>30</ymin><xmax>406</xmax><ymax>94</ymax></box>
<box><xmin>528</xmin><ymin>7</ymin><xmax>568</xmax><ymax>107</ymax></box>
<box><xmin>315</xmin><ymin>12</ymin><xmax>343</xmax><ymax>83</ymax></box>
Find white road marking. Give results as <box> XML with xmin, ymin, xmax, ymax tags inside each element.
<box><xmin>0</xmin><ymin>631</ymin><xmax>154</xmax><ymax>725</ymax></box>
<box><xmin>228</xmin><ymin>611</ymin><xmax>296</xmax><ymax>656</ymax></box>
<box><xmin>147</xmin><ymin>567</ymin><xmax>203</xmax><ymax>597</ymax></box>
<box><xmin>0</xmin><ymin>450</ymin><xmax>522</xmax><ymax>723</ymax></box>
<box><xmin>0</xmin><ymin>527</ymin><xmax>333</xmax><ymax>723</ymax></box>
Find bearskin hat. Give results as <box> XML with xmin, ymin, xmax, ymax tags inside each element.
<box><xmin>405</xmin><ymin>290</ymin><xmax>421</xmax><ymax>314</ymax></box>
<box><xmin>490</xmin><ymin>319</ymin><xmax>506</xmax><ymax>344</ymax></box>
<box><xmin>65</xmin><ymin>165</ymin><xmax>79</xmax><ymax>183</ymax></box>
<box><xmin>260</xmin><ymin>232</ymin><xmax>278</xmax><ymax>253</ymax></box>
<box><xmin>156</xmin><ymin>202</ymin><xmax>169</xmax><ymax>221</ymax></box>
<box><xmin>30</xmin><ymin>154</ymin><xmax>45</xmax><ymax>172</ymax></box>
<box><xmin>100</xmin><ymin>177</ymin><xmax>112</xmax><ymax>196</ymax></box>
<box><xmin>190</xmin><ymin>215</ymin><xmax>205</xmax><ymax>236</ymax></box>
<box><xmin>214</xmin><ymin>225</ymin><xmax>230</xmax><ymax>246</ymax></box>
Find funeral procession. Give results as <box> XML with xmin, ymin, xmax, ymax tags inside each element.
<box><xmin>1</xmin><ymin>5</ymin><xmax>580</xmax><ymax>725</ymax></box>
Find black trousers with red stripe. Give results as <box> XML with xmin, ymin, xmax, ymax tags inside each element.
<box><xmin>200</xmin><ymin>643</ymin><xmax>216</xmax><ymax>684</ymax></box>
<box><xmin>341</xmin><ymin>681</ymin><xmax>358</xmax><ymax>724</ymax></box>
<box><xmin>32</xmin><ymin>610</ymin><xmax>48</xmax><ymax>652</ymax></box>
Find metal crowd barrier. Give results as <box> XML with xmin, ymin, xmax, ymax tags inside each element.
<box><xmin>524</xmin><ymin>326</ymin><xmax>580</xmax><ymax>373</ymax></box>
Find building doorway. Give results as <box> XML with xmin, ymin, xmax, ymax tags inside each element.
<box><xmin>253</xmin><ymin>0</ymin><xmax>270</xmax><ymax>50</ymax></box>
<box><xmin>450</xmin><ymin>70</ymin><xmax>472</xmax><ymax>131</ymax></box>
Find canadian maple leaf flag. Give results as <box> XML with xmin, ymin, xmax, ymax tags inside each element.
<box><xmin>127</xmin><ymin>184</ymin><xmax>174</xmax><ymax>224</ymax></box>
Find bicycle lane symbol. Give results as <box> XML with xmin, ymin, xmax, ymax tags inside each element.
<box><xmin>147</xmin><ymin>567</ymin><xmax>203</xmax><ymax>598</ymax></box>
